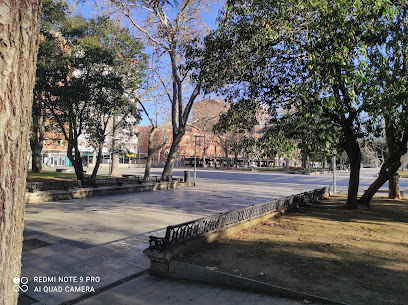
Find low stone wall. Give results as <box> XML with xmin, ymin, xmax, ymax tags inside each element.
<box><xmin>143</xmin><ymin>186</ymin><xmax>330</xmax><ymax>278</ymax></box>
<box><xmin>26</xmin><ymin>181</ymin><xmax>194</xmax><ymax>204</ymax></box>
<box><xmin>287</xmin><ymin>169</ymin><xmax>349</xmax><ymax>175</ymax></box>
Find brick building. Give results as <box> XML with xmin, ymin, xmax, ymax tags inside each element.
<box><xmin>137</xmin><ymin>98</ymin><xmax>227</xmax><ymax>165</ymax></box>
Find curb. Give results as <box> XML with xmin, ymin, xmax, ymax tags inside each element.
<box><xmin>168</xmin><ymin>261</ymin><xmax>349</xmax><ymax>305</ymax></box>
<box><xmin>26</xmin><ymin>181</ymin><xmax>194</xmax><ymax>203</ymax></box>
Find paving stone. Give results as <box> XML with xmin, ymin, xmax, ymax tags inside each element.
<box><xmin>22</xmin><ymin>168</ymin><xmax>387</xmax><ymax>305</ymax></box>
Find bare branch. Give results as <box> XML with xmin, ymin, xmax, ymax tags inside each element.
<box><xmin>111</xmin><ymin>0</ymin><xmax>169</xmax><ymax>49</ymax></box>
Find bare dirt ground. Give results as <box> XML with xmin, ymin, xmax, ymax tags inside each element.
<box><xmin>181</xmin><ymin>195</ymin><xmax>408</xmax><ymax>305</ymax></box>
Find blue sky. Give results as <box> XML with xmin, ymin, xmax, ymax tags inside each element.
<box><xmin>70</xmin><ymin>1</ymin><xmax>223</xmax><ymax>29</ymax></box>
<box><xmin>69</xmin><ymin>1</ymin><xmax>225</xmax><ymax>126</ymax></box>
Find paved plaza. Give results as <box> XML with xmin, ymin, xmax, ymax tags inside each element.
<box><xmin>19</xmin><ymin>168</ymin><xmax>406</xmax><ymax>304</ymax></box>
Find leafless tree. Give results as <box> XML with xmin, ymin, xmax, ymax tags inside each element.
<box><xmin>94</xmin><ymin>0</ymin><xmax>217</xmax><ymax>179</ymax></box>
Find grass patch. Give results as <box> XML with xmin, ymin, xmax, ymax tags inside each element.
<box><xmin>27</xmin><ymin>171</ymin><xmax>107</xmax><ymax>182</ymax></box>
<box><xmin>181</xmin><ymin>195</ymin><xmax>408</xmax><ymax>305</ymax></box>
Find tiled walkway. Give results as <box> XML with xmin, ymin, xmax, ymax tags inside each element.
<box><xmin>19</xmin><ymin>168</ymin><xmax>383</xmax><ymax>304</ymax></box>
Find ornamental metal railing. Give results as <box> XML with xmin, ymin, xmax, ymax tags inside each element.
<box><xmin>148</xmin><ymin>186</ymin><xmax>330</xmax><ymax>251</ymax></box>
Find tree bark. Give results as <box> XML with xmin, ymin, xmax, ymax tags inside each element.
<box><xmin>359</xmin><ymin>109</ymin><xmax>408</xmax><ymax>207</ymax></box>
<box><xmin>389</xmin><ymin>172</ymin><xmax>401</xmax><ymax>199</ymax></box>
<box><xmin>91</xmin><ymin>142</ymin><xmax>104</xmax><ymax>180</ymax></box>
<box><xmin>30</xmin><ymin>133</ymin><xmax>43</xmax><ymax>173</ymax></box>
<box><xmin>343</xmin><ymin>135</ymin><xmax>362</xmax><ymax>209</ymax></box>
<box><xmin>223</xmin><ymin>145</ymin><xmax>230</xmax><ymax>169</ymax></box>
<box><xmin>67</xmin><ymin>139</ymin><xmax>85</xmax><ymax>180</ymax></box>
<box><xmin>144</xmin><ymin>148</ymin><xmax>154</xmax><ymax>179</ymax></box>
<box><xmin>110</xmin><ymin>116</ymin><xmax>120</xmax><ymax>177</ymax></box>
<box><xmin>302</xmin><ymin>153</ymin><xmax>307</xmax><ymax>169</ymax></box>
<box><xmin>30</xmin><ymin>108</ymin><xmax>44</xmax><ymax>172</ymax></box>
<box><xmin>0</xmin><ymin>1</ymin><xmax>41</xmax><ymax>304</ymax></box>
<box><xmin>144</xmin><ymin>128</ymin><xmax>156</xmax><ymax>180</ymax></box>
<box><xmin>161</xmin><ymin>132</ymin><xmax>183</xmax><ymax>180</ymax></box>
<box><xmin>202</xmin><ymin>136</ymin><xmax>207</xmax><ymax>168</ymax></box>
<box><xmin>359</xmin><ymin>157</ymin><xmax>404</xmax><ymax>207</ymax></box>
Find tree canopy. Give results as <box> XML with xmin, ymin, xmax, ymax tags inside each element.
<box><xmin>38</xmin><ymin>8</ymin><xmax>146</xmax><ymax>179</ymax></box>
<box><xmin>199</xmin><ymin>0</ymin><xmax>404</xmax><ymax>208</ymax></box>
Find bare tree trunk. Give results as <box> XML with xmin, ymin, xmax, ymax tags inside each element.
<box><xmin>359</xmin><ymin>156</ymin><xmax>404</xmax><ymax>207</ymax></box>
<box><xmin>67</xmin><ymin>139</ymin><xmax>85</xmax><ymax>180</ymax></box>
<box><xmin>343</xmin><ymin>135</ymin><xmax>362</xmax><ymax>209</ymax></box>
<box><xmin>111</xmin><ymin>116</ymin><xmax>120</xmax><ymax>176</ymax></box>
<box><xmin>161</xmin><ymin>132</ymin><xmax>183</xmax><ymax>181</ymax></box>
<box><xmin>144</xmin><ymin>129</ymin><xmax>155</xmax><ymax>180</ymax></box>
<box><xmin>30</xmin><ymin>141</ymin><xmax>43</xmax><ymax>173</ymax></box>
<box><xmin>30</xmin><ymin>138</ymin><xmax>43</xmax><ymax>173</ymax></box>
<box><xmin>302</xmin><ymin>152</ymin><xmax>307</xmax><ymax>169</ymax></box>
<box><xmin>144</xmin><ymin>150</ymin><xmax>153</xmax><ymax>179</ymax></box>
<box><xmin>30</xmin><ymin>111</ymin><xmax>44</xmax><ymax>173</ymax></box>
<box><xmin>0</xmin><ymin>1</ymin><xmax>41</xmax><ymax>304</ymax></box>
<box><xmin>222</xmin><ymin>145</ymin><xmax>230</xmax><ymax>169</ymax></box>
<box><xmin>91</xmin><ymin>142</ymin><xmax>104</xmax><ymax>180</ymax></box>
<box><xmin>389</xmin><ymin>172</ymin><xmax>401</xmax><ymax>199</ymax></box>
<box><xmin>359</xmin><ymin>111</ymin><xmax>408</xmax><ymax>207</ymax></box>
<box><xmin>144</xmin><ymin>126</ymin><xmax>168</xmax><ymax>179</ymax></box>
<box><xmin>203</xmin><ymin>136</ymin><xmax>206</xmax><ymax>168</ymax></box>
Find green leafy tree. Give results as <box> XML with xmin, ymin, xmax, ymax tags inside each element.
<box><xmin>359</xmin><ymin>3</ymin><xmax>408</xmax><ymax>205</ymax></box>
<box><xmin>275</xmin><ymin>109</ymin><xmax>340</xmax><ymax>168</ymax></box>
<box><xmin>31</xmin><ymin>0</ymin><xmax>70</xmax><ymax>173</ymax></box>
<box><xmin>256</xmin><ymin>128</ymin><xmax>296</xmax><ymax>165</ymax></box>
<box><xmin>200</xmin><ymin>0</ymin><xmax>387</xmax><ymax>208</ymax></box>
<box><xmin>46</xmin><ymin>16</ymin><xmax>145</xmax><ymax>180</ymax></box>
<box><xmin>213</xmin><ymin>99</ymin><xmax>258</xmax><ymax>168</ymax></box>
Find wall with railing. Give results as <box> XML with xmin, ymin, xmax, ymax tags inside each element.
<box><xmin>148</xmin><ymin>186</ymin><xmax>330</xmax><ymax>252</ymax></box>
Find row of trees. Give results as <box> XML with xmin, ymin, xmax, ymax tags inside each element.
<box><xmin>31</xmin><ymin>0</ymin><xmax>222</xmax><ymax>182</ymax></box>
<box><xmin>31</xmin><ymin>0</ymin><xmax>408</xmax><ymax>209</ymax></box>
<box><xmin>2</xmin><ymin>0</ymin><xmax>408</xmax><ymax>301</ymax></box>
<box><xmin>193</xmin><ymin>0</ymin><xmax>408</xmax><ymax>209</ymax></box>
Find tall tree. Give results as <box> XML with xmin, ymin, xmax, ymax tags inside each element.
<box><xmin>274</xmin><ymin>110</ymin><xmax>340</xmax><ymax>168</ymax></box>
<box><xmin>213</xmin><ymin>99</ymin><xmax>258</xmax><ymax>168</ymax></box>
<box><xmin>31</xmin><ymin>0</ymin><xmax>70</xmax><ymax>173</ymax></box>
<box><xmin>46</xmin><ymin>16</ymin><xmax>145</xmax><ymax>180</ymax></box>
<box><xmin>100</xmin><ymin>0</ymin><xmax>215</xmax><ymax>180</ymax></box>
<box><xmin>359</xmin><ymin>2</ymin><xmax>408</xmax><ymax>206</ymax></box>
<box><xmin>200</xmin><ymin>0</ymin><xmax>385</xmax><ymax>208</ymax></box>
<box><xmin>136</xmin><ymin>48</ymin><xmax>171</xmax><ymax>179</ymax></box>
<box><xmin>0</xmin><ymin>0</ymin><xmax>41</xmax><ymax>304</ymax></box>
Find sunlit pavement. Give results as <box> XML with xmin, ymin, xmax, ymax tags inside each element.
<box><xmin>19</xmin><ymin>167</ymin><xmax>404</xmax><ymax>304</ymax></box>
